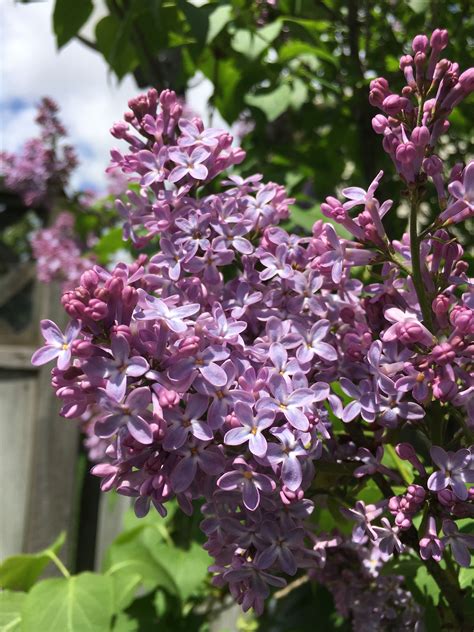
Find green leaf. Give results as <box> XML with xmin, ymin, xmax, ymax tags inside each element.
<box><xmin>290</xmin><ymin>77</ymin><xmax>308</xmax><ymax>110</ymax></box>
<box><xmin>53</xmin><ymin>0</ymin><xmax>93</xmax><ymax>48</ymax></box>
<box><xmin>21</xmin><ymin>572</ymin><xmax>114</xmax><ymax>632</ymax></box>
<box><xmin>0</xmin><ymin>532</ymin><xmax>65</xmax><ymax>591</ymax></box>
<box><xmin>414</xmin><ymin>565</ymin><xmax>441</xmax><ymax>606</ymax></box>
<box><xmin>146</xmin><ymin>540</ymin><xmax>210</xmax><ymax>602</ymax></box>
<box><xmin>93</xmin><ymin>227</ymin><xmax>126</xmax><ymax>264</ymax></box>
<box><xmin>0</xmin><ymin>590</ymin><xmax>26</xmax><ymax>631</ymax></box>
<box><xmin>231</xmin><ymin>21</ymin><xmax>282</xmax><ymax>60</ymax></box>
<box><xmin>110</xmin><ymin>572</ymin><xmax>142</xmax><ymax>612</ymax></box>
<box><xmin>279</xmin><ymin>40</ymin><xmax>336</xmax><ymax>66</ymax></box>
<box><xmin>245</xmin><ymin>84</ymin><xmax>292</xmax><ymax>121</ymax></box>
<box><xmin>206</xmin><ymin>4</ymin><xmax>233</xmax><ymax>43</ymax></box>
<box><xmin>407</xmin><ymin>0</ymin><xmax>430</xmax><ymax>13</ymax></box>
<box><xmin>95</xmin><ymin>16</ymin><xmax>139</xmax><ymax>80</ymax></box>
<box><xmin>104</xmin><ymin>536</ymin><xmax>179</xmax><ymax>596</ymax></box>
<box><xmin>459</xmin><ymin>566</ymin><xmax>474</xmax><ymax>591</ymax></box>
<box><xmin>112</xmin><ymin>613</ymin><xmax>139</xmax><ymax>632</ymax></box>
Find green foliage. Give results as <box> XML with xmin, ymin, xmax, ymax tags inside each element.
<box><xmin>53</xmin><ymin>0</ymin><xmax>93</xmax><ymax>48</ymax></box>
<box><xmin>0</xmin><ymin>532</ymin><xmax>65</xmax><ymax>591</ymax></box>
<box><xmin>21</xmin><ymin>573</ymin><xmax>115</xmax><ymax>632</ymax></box>
<box><xmin>0</xmin><ymin>503</ymin><xmax>213</xmax><ymax>631</ymax></box>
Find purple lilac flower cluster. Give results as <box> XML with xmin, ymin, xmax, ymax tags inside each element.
<box><xmin>1</xmin><ymin>98</ymin><xmax>77</xmax><ymax>207</ymax></box>
<box><xmin>311</xmin><ymin>540</ymin><xmax>423</xmax><ymax>631</ymax></box>
<box><xmin>30</xmin><ymin>212</ymin><xmax>95</xmax><ymax>290</ymax></box>
<box><xmin>32</xmin><ymin>30</ymin><xmax>473</xmax><ymax>621</ymax></box>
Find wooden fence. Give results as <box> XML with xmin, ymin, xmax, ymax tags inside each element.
<box><xmin>0</xmin><ymin>269</ymin><xmax>128</xmax><ymax>572</ymax></box>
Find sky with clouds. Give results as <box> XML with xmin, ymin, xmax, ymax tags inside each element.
<box><xmin>1</xmin><ymin>0</ymin><xmax>219</xmax><ymax>192</ymax></box>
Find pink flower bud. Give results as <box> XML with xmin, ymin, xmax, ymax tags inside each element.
<box><xmin>400</xmin><ymin>55</ymin><xmax>413</xmax><ymax>71</ymax></box>
<box><xmin>382</xmin><ymin>94</ymin><xmax>408</xmax><ymax>115</ymax></box>
<box><xmin>430</xmin><ymin>29</ymin><xmax>449</xmax><ymax>52</ymax></box>
<box><xmin>412</xmin><ymin>34</ymin><xmax>429</xmax><ymax>53</ymax></box>
<box><xmin>432</xmin><ymin>294</ymin><xmax>450</xmax><ymax>315</ymax></box>
<box><xmin>459</xmin><ymin>68</ymin><xmax>474</xmax><ymax>93</ymax></box>
<box><xmin>371</xmin><ymin>114</ymin><xmax>389</xmax><ymax>134</ymax></box>
<box><xmin>396</xmin><ymin>142</ymin><xmax>417</xmax><ymax>164</ymax></box>
<box><xmin>423</xmin><ymin>155</ymin><xmax>443</xmax><ymax>175</ymax></box>
<box><xmin>437</xmin><ymin>489</ymin><xmax>456</xmax><ymax>506</ymax></box>
<box><xmin>411</xmin><ymin>126</ymin><xmax>430</xmax><ymax>147</ymax></box>
<box><xmin>431</xmin><ymin>342</ymin><xmax>455</xmax><ymax>365</ymax></box>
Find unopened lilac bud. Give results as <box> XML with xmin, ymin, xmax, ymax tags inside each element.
<box><xmin>72</xmin><ymin>340</ymin><xmax>94</xmax><ymax>357</ymax></box>
<box><xmin>85</xmin><ymin>299</ymin><xmax>108</xmax><ymax>321</ymax></box>
<box><xmin>411</xmin><ymin>126</ymin><xmax>430</xmax><ymax>147</ymax></box>
<box><xmin>395</xmin><ymin>513</ymin><xmax>412</xmax><ymax>529</ymax></box>
<box><xmin>401</xmin><ymin>86</ymin><xmax>413</xmax><ymax>97</ymax></box>
<box><xmin>433</xmin><ymin>58</ymin><xmax>450</xmax><ymax>83</ymax></box>
<box><xmin>437</xmin><ymin>489</ymin><xmax>456</xmax><ymax>506</ymax></box>
<box><xmin>388</xmin><ymin>496</ymin><xmax>400</xmax><ymax>512</ymax></box>
<box><xmin>396</xmin><ymin>142</ymin><xmax>417</xmax><ymax>164</ymax></box>
<box><xmin>383</xmin><ymin>94</ymin><xmax>408</xmax><ymax>115</ymax></box>
<box><xmin>372</xmin><ymin>114</ymin><xmax>389</xmax><ymax>134</ymax></box>
<box><xmin>432</xmin><ymin>294</ymin><xmax>450</xmax><ymax>315</ymax></box>
<box><xmin>395</xmin><ymin>442</ymin><xmax>416</xmax><ymax>460</ymax></box>
<box><xmin>459</xmin><ymin>68</ymin><xmax>474</xmax><ymax>94</ymax></box>
<box><xmin>430</xmin><ymin>29</ymin><xmax>449</xmax><ymax>52</ymax></box>
<box><xmin>431</xmin><ymin>342</ymin><xmax>455</xmax><ymax>365</ymax></box>
<box><xmin>80</xmin><ymin>269</ymin><xmax>99</xmax><ymax>291</ymax></box>
<box><xmin>407</xmin><ymin>485</ymin><xmax>426</xmax><ymax>503</ymax></box>
<box><xmin>423</xmin><ymin>155</ymin><xmax>443</xmax><ymax>175</ymax></box>
<box><xmin>412</xmin><ymin>34</ymin><xmax>429</xmax><ymax>53</ymax></box>
<box><xmin>400</xmin><ymin>54</ymin><xmax>414</xmax><ymax>69</ymax></box>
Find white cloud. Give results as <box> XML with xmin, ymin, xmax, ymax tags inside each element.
<box><xmin>1</xmin><ymin>0</ymin><xmax>226</xmax><ymax>193</ymax></box>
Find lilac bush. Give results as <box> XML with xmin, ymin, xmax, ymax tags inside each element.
<box><xmin>31</xmin><ymin>29</ymin><xmax>473</xmax><ymax>626</ymax></box>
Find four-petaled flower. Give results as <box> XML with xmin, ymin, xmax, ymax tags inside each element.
<box><xmin>217</xmin><ymin>458</ymin><xmax>275</xmax><ymax>511</ymax></box>
<box><xmin>31</xmin><ymin>319</ymin><xmax>81</xmax><ymax>370</ymax></box>
<box><xmin>427</xmin><ymin>446</ymin><xmax>474</xmax><ymax>500</ymax></box>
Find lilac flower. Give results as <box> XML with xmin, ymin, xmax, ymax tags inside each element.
<box><xmin>340</xmin><ymin>500</ymin><xmax>382</xmax><ymax>543</ymax></box>
<box><xmin>168</xmin><ymin>146</ymin><xmax>210</xmax><ymax>182</ymax></box>
<box><xmin>84</xmin><ymin>335</ymin><xmax>149</xmax><ymax>400</ymax></box>
<box><xmin>97</xmin><ymin>387</ymin><xmax>153</xmax><ymax>444</ymax></box>
<box><xmin>256</xmin><ymin>521</ymin><xmax>304</xmax><ymax>575</ymax></box>
<box><xmin>382</xmin><ymin>307</ymin><xmax>434</xmax><ymax>346</ymax></box>
<box><xmin>427</xmin><ymin>446</ymin><xmax>474</xmax><ymax>500</ymax></box>
<box><xmin>162</xmin><ymin>394</ymin><xmax>213</xmax><ymax>450</ymax></box>
<box><xmin>371</xmin><ymin>518</ymin><xmax>404</xmax><ymax>556</ymax></box>
<box><xmin>136</xmin><ymin>293</ymin><xmax>200</xmax><ymax>332</ymax></box>
<box><xmin>217</xmin><ymin>458</ymin><xmax>275</xmax><ymax>511</ymax></box>
<box><xmin>31</xmin><ymin>319</ymin><xmax>81</xmax><ymax>370</ymax></box>
<box><xmin>137</xmin><ymin>145</ymin><xmax>168</xmax><ymax>186</ymax></box>
<box><xmin>150</xmin><ymin>238</ymin><xmax>193</xmax><ymax>282</ymax></box>
<box><xmin>257</xmin><ymin>375</ymin><xmax>314</xmax><ymax>431</ymax></box>
<box><xmin>441</xmin><ymin>519</ymin><xmax>474</xmax><ymax>567</ymax></box>
<box><xmin>224</xmin><ymin>402</ymin><xmax>274</xmax><ymax>457</ymax></box>
<box><xmin>266</xmin><ymin>428</ymin><xmax>310</xmax><ymax>491</ymax></box>
<box><xmin>225</xmin><ymin>282</ymin><xmax>262</xmax><ymax>319</ymax></box>
<box><xmin>353</xmin><ymin>447</ymin><xmax>398</xmax><ymax>480</ymax></box>
<box><xmin>419</xmin><ymin>516</ymin><xmax>444</xmax><ymax>562</ymax></box>
<box><xmin>267</xmin><ymin>343</ymin><xmax>301</xmax><ymax>382</ymax></box>
<box><xmin>213</xmin><ymin>221</ymin><xmax>253</xmax><ymax>255</ymax></box>
<box><xmin>295</xmin><ymin>319</ymin><xmax>337</xmax><ymax>363</ymax></box>
<box><xmin>205</xmin><ymin>303</ymin><xmax>247</xmax><ymax>344</ymax></box>
<box><xmin>169</xmin><ymin>345</ymin><xmax>230</xmax><ymax>387</ymax></box>
<box><xmin>178</xmin><ymin>119</ymin><xmax>221</xmax><ymax>148</ymax></box>
<box><xmin>259</xmin><ymin>244</ymin><xmax>292</xmax><ymax>281</ymax></box>
<box><xmin>170</xmin><ymin>440</ymin><xmax>224</xmax><ymax>492</ymax></box>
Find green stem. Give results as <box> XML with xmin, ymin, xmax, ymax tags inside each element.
<box><xmin>403</xmin><ymin>527</ymin><xmax>467</xmax><ymax>630</ymax></box>
<box><xmin>409</xmin><ymin>193</ymin><xmax>434</xmax><ymax>332</ymax></box>
<box><xmin>46</xmin><ymin>551</ymin><xmax>71</xmax><ymax>579</ymax></box>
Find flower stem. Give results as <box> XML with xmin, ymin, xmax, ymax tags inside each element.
<box><xmin>46</xmin><ymin>551</ymin><xmax>71</xmax><ymax>579</ymax></box>
<box><xmin>409</xmin><ymin>193</ymin><xmax>434</xmax><ymax>333</ymax></box>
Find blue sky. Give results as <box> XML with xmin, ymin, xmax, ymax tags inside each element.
<box><xmin>1</xmin><ymin>0</ymin><xmax>219</xmax><ymax>193</ymax></box>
